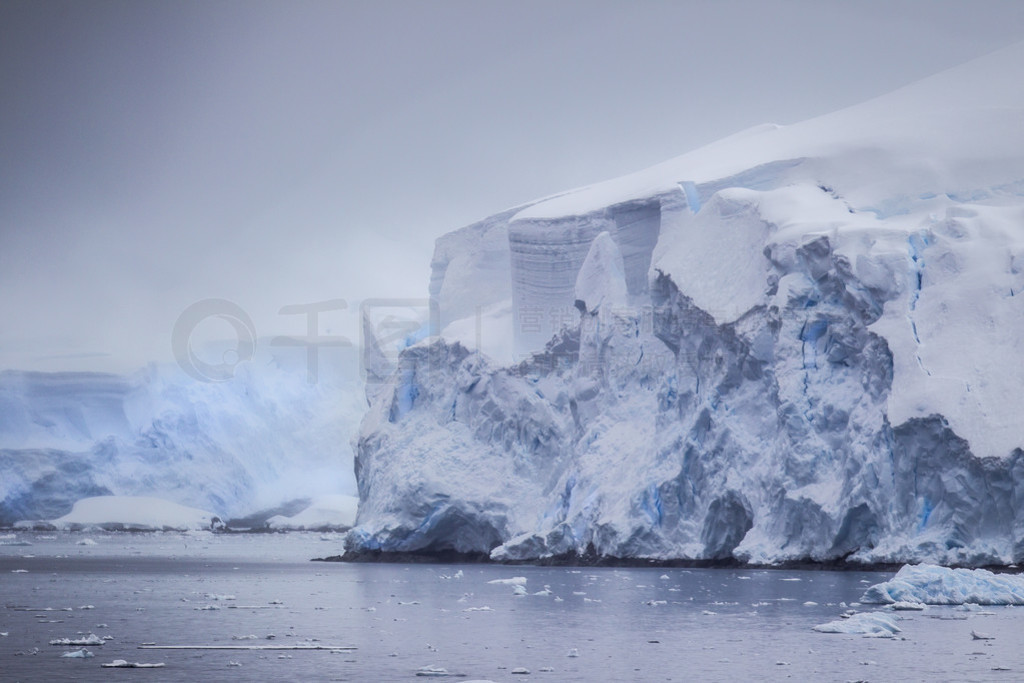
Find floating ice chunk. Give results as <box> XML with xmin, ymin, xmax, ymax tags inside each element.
<box><xmin>232</xmin><ymin>635</ymin><xmax>258</xmax><ymax>640</ymax></box>
<box><xmin>644</xmin><ymin>600</ymin><xmax>667</xmax><ymax>606</ymax></box>
<box><xmin>49</xmin><ymin>634</ymin><xmax>104</xmax><ymax>646</ymax></box>
<box><xmin>194</xmin><ymin>605</ymin><xmax>220</xmax><ymax>611</ymax></box>
<box><xmin>487</xmin><ymin>577</ymin><xmax>526</xmax><ymax>586</ymax></box>
<box><xmin>701</xmin><ymin>610</ymin><xmax>717</xmax><ymax>616</ymax></box>
<box><xmin>76</xmin><ymin>539</ymin><xmax>97</xmax><ymax>546</ymax></box>
<box><xmin>567</xmin><ymin>648</ymin><xmax>579</xmax><ymax>657</ymax></box>
<box><xmin>861</xmin><ymin>565</ymin><xmax>1024</xmax><ymax>605</ymax></box>
<box><xmin>416</xmin><ymin>666</ymin><xmax>462</xmax><ymax>677</ymax></box>
<box><xmin>11</xmin><ymin>569</ymin><xmax>27</xmax><ymax>573</ymax></box>
<box><xmin>61</xmin><ymin>649</ymin><xmax>94</xmax><ymax>658</ymax></box>
<box><xmin>228</xmin><ymin>661</ymin><xmax>242</xmax><ymax>667</ymax></box>
<box><xmin>511</xmin><ymin>668</ymin><xmax>531</xmax><ymax>675</ymax></box>
<box><xmin>462</xmin><ymin>606</ymin><xmax>493</xmax><ymax>612</ymax></box>
<box><xmin>101</xmin><ymin>660</ymin><xmax>165</xmax><ymax>668</ymax></box>
<box><xmin>511</xmin><ymin>585</ymin><xmax>527</xmax><ymax>596</ymax></box>
<box><xmin>890</xmin><ymin>601</ymin><xmax>926</xmax><ymax>611</ymax></box>
<box><xmin>813</xmin><ymin>612</ymin><xmax>901</xmax><ymax>638</ymax></box>
<box><xmin>660</xmin><ymin>575</ymin><xmax>670</xmax><ymax>580</ymax></box>
<box><xmin>971</xmin><ymin>630</ymin><xmax>995</xmax><ymax>640</ymax></box>
<box><xmin>0</xmin><ymin>632</ymin><xmax>8</xmax><ymax>636</ymax></box>
<box><xmin>803</xmin><ymin>601</ymin><xmax>818</xmax><ymax>606</ymax></box>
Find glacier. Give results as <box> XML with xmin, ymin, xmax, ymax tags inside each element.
<box><xmin>0</xmin><ymin>346</ymin><xmax>365</xmax><ymax>526</ymax></box>
<box><xmin>348</xmin><ymin>43</ymin><xmax>1024</xmax><ymax>566</ymax></box>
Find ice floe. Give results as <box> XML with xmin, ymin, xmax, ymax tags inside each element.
<box><xmin>861</xmin><ymin>564</ymin><xmax>1024</xmax><ymax>605</ymax></box>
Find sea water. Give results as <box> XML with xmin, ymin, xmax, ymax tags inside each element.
<box><xmin>2</xmin><ymin>532</ymin><xmax>1022</xmax><ymax>681</ymax></box>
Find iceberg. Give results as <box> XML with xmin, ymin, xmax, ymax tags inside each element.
<box><xmin>861</xmin><ymin>564</ymin><xmax>1024</xmax><ymax>605</ymax></box>
<box><xmin>265</xmin><ymin>494</ymin><xmax>359</xmax><ymax>531</ymax></box>
<box><xmin>812</xmin><ymin>612</ymin><xmax>901</xmax><ymax>638</ymax></box>
<box><xmin>47</xmin><ymin>495</ymin><xmax>220</xmax><ymax>532</ymax></box>
<box><xmin>348</xmin><ymin>42</ymin><xmax>1024</xmax><ymax>566</ymax></box>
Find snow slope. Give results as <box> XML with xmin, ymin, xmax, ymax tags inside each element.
<box><xmin>0</xmin><ymin>346</ymin><xmax>365</xmax><ymax>525</ymax></box>
<box><xmin>349</xmin><ymin>43</ymin><xmax>1024</xmax><ymax>565</ymax></box>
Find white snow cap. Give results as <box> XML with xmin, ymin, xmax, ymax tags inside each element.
<box><xmin>574</xmin><ymin>231</ymin><xmax>629</xmax><ymax>314</ymax></box>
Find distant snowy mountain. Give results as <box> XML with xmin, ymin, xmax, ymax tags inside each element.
<box><xmin>0</xmin><ymin>347</ymin><xmax>364</xmax><ymax>525</ymax></box>
<box><xmin>349</xmin><ymin>43</ymin><xmax>1024</xmax><ymax>566</ymax></box>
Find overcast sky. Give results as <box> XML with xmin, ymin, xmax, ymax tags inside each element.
<box><xmin>2</xmin><ymin>0</ymin><xmax>1022</xmax><ymax>373</ymax></box>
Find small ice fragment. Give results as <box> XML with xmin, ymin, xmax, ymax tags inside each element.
<box><xmin>803</xmin><ymin>601</ymin><xmax>818</xmax><ymax>606</ymax></box>
<box><xmin>572</xmin><ymin>591</ymin><xmax>586</xmax><ymax>596</ymax></box>
<box><xmin>567</xmin><ymin>648</ymin><xmax>579</xmax><ymax>657</ymax></box>
<box><xmin>398</xmin><ymin>601</ymin><xmax>421</xmax><ymax>606</ymax></box>
<box><xmin>972</xmin><ymin>630</ymin><xmax>995</xmax><ymax>640</ymax></box>
<box><xmin>61</xmin><ymin>649</ymin><xmax>94</xmax><ymax>658</ymax></box>
<box><xmin>415</xmin><ymin>666</ymin><xmax>454</xmax><ymax>677</ymax></box>
<box><xmin>462</xmin><ymin>606</ymin><xmax>493</xmax><ymax>612</ymax></box>
<box><xmin>533</xmin><ymin>587</ymin><xmax>552</xmax><ymax>596</ymax></box>
<box><xmin>512</xmin><ymin>585</ymin><xmax>527</xmax><ymax>596</ymax></box>
<box><xmin>269</xmin><ymin>600</ymin><xmax>284</xmax><ymax>605</ymax></box>
<box><xmin>487</xmin><ymin>577</ymin><xmax>526</xmax><ymax>586</ymax></box>
<box><xmin>0</xmin><ymin>632</ymin><xmax>7</xmax><ymax>637</ymax></box>
<box><xmin>780</xmin><ymin>578</ymin><xmax>801</xmax><ymax>582</ymax></box>
<box><xmin>701</xmin><ymin>610</ymin><xmax>717</xmax><ymax>616</ymax></box>
<box><xmin>194</xmin><ymin>605</ymin><xmax>220</xmax><ymax>611</ymax></box>
<box><xmin>644</xmin><ymin>600</ymin><xmax>667</xmax><ymax>606</ymax></box>
<box><xmin>49</xmin><ymin>634</ymin><xmax>104</xmax><ymax>646</ymax></box>
<box><xmin>227</xmin><ymin>661</ymin><xmax>242</xmax><ymax>667</ymax></box>
<box><xmin>891</xmin><ymin>601</ymin><xmax>926</xmax><ymax>611</ymax></box>
<box><xmin>100</xmin><ymin>660</ymin><xmax>165</xmax><ymax>668</ymax></box>
<box><xmin>11</xmin><ymin>569</ymin><xmax>28</xmax><ymax>573</ymax></box>
<box><xmin>511</xmin><ymin>668</ymin><xmax>530</xmax><ymax>674</ymax></box>
<box><xmin>232</xmin><ymin>635</ymin><xmax>258</xmax><ymax>640</ymax></box>
<box><xmin>76</xmin><ymin>539</ymin><xmax>97</xmax><ymax>546</ymax></box>
<box><xmin>78</xmin><ymin>605</ymin><xmax>94</xmax><ymax>610</ymax></box>
<box><xmin>539</xmin><ymin>667</ymin><xmax>554</xmax><ymax>672</ymax></box>
<box><xmin>660</xmin><ymin>575</ymin><xmax>670</xmax><ymax>580</ymax></box>
<box><xmin>813</xmin><ymin>612</ymin><xmax>900</xmax><ymax>637</ymax></box>
<box><xmin>776</xmin><ymin>661</ymin><xmax>790</xmax><ymax>666</ymax></box>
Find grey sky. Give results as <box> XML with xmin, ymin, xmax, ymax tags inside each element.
<box><xmin>2</xmin><ymin>0</ymin><xmax>1022</xmax><ymax>373</ymax></box>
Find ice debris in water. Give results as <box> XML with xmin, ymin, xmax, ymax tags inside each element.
<box><xmin>101</xmin><ymin>660</ymin><xmax>165</xmax><ymax>668</ymax></box>
<box><xmin>76</xmin><ymin>539</ymin><xmax>97</xmax><ymax>546</ymax></box>
<box><xmin>61</xmin><ymin>649</ymin><xmax>94</xmax><ymax>658</ymax></box>
<box><xmin>813</xmin><ymin>612</ymin><xmax>901</xmax><ymax>638</ymax></box>
<box><xmin>861</xmin><ymin>564</ymin><xmax>1024</xmax><ymax>605</ymax></box>
<box><xmin>415</xmin><ymin>666</ymin><xmax>464</xmax><ymax>677</ymax></box>
<box><xmin>487</xmin><ymin>577</ymin><xmax>526</xmax><ymax>586</ymax></box>
<box><xmin>49</xmin><ymin>634</ymin><xmax>104</xmax><ymax>646</ymax></box>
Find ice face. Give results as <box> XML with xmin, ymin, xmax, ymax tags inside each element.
<box><xmin>350</xmin><ymin>43</ymin><xmax>1024</xmax><ymax>565</ymax></box>
<box><xmin>0</xmin><ymin>347</ymin><xmax>365</xmax><ymax>525</ymax></box>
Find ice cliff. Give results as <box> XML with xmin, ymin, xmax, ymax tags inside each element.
<box><xmin>0</xmin><ymin>347</ymin><xmax>364</xmax><ymax>525</ymax></box>
<box><xmin>349</xmin><ymin>43</ymin><xmax>1024</xmax><ymax>566</ymax></box>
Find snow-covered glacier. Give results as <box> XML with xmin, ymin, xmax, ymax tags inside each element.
<box><xmin>348</xmin><ymin>42</ymin><xmax>1024</xmax><ymax>566</ymax></box>
<box><xmin>0</xmin><ymin>347</ymin><xmax>365</xmax><ymax>525</ymax></box>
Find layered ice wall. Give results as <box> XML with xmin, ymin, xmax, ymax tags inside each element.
<box><xmin>508</xmin><ymin>197</ymin><xmax>667</xmax><ymax>356</ymax></box>
<box><xmin>351</xmin><ymin>43</ymin><xmax>1024</xmax><ymax>565</ymax></box>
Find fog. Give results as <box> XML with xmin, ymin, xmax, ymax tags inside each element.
<box><xmin>2</xmin><ymin>0</ymin><xmax>1021</xmax><ymax>373</ymax></box>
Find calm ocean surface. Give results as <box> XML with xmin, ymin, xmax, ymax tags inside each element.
<box><xmin>2</xmin><ymin>531</ymin><xmax>1022</xmax><ymax>681</ymax></box>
